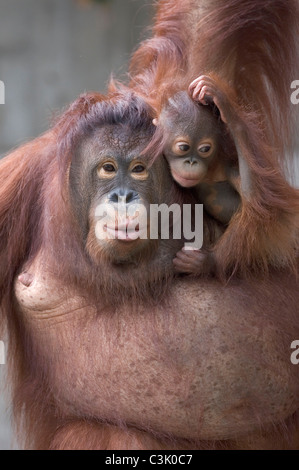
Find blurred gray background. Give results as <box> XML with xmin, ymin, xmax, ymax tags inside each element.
<box><xmin>0</xmin><ymin>0</ymin><xmax>153</xmax><ymax>449</ymax></box>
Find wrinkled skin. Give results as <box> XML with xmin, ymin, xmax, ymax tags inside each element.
<box><xmin>15</xmin><ymin>258</ymin><xmax>299</xmax><ymax>449</ymax></box>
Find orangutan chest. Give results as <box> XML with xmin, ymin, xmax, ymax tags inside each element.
<box><xmin>14</xmin><ymin>273</ymin><xmax>299</xmax><ymax>441</ymax></box>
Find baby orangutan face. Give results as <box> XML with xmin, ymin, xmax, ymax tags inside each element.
<box><xmin>154</xmin><ymin>91</ymin><xmax>221</xmax><ymax>188</ymax></box>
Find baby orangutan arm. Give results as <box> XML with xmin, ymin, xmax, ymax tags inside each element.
<box><xmin>189</xmin><ymin>74</ymin><xmax>252</xmax><ymax>198</ymax></box>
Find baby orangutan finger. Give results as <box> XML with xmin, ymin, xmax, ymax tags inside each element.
<box><xmin>173</xmin><ymin>249</ymin><xmax>215</xmax><ymax>275</ymax></box>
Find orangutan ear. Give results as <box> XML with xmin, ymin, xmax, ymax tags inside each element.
<box><xmin>152</xmin><ymin>118</ymin><xmax>158</xmax><ymax>126</ymax></box>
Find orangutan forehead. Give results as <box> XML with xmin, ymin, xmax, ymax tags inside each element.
<box><xmin>87</xmin><ymin>125</ymin><xmax>151</xmax><ymax>154</ymax></box>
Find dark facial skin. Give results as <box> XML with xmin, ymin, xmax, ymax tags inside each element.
<box><xmin>155</xmin><ymin>92</ymin><xmax>222</xmax><ymax>188</ymax></box>
<box><xmin>69</xmin><ymin>124</ymin><xmax>177</xmax><ymax>264</ymax></box>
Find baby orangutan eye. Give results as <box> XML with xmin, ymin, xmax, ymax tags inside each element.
<box><xmin>198</xmin><ymin>143</ymin><xmax>213</xmax><ymax>157</ymax></box>
<box><xmin>97</xmin><ymin>161</ymin><xmax>118</xmax><ymax>179</ymax></box>
<box><xmin>178</xmin><ymin>144</ymin><xmax>190</xmax><ymax>152</ymax></box>
<box><xmin>172</xmin><ymin>141</ymin><xmax>191</xmax><ymax>156</ymax></box>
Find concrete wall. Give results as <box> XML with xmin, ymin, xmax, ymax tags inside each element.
<box><xmin>0</xmin><ymin>0</ymin><xmax>152</xmax><ymax>449</ymax></box>
<box><xmin>0</xmin><ymin>0</ymin><xmax>153</xmax><ymax>155</ymax></box>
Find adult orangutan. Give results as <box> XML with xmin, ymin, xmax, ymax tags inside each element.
<box><xmin>0</xmin><ymin>0</ymin><xmax>299</xmax><ymax>451</ymax></box>
<box><xmin>0</xmin><ymin>88</ymin><xmax>298</xmax><ymax>450</ymax></box>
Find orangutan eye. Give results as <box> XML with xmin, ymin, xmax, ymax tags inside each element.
<box><xmin>103</xmin><ymin>163</ymin><xmax>116</xmax><ymax>172</ymax></box>
<box><xmin>131</xmin><ymin>163</ymin><xmax>149</xmax><ymax>180</ymax></box>
<box><xmin>172</xmin><ymin>141</ymin><xmax>191</xmax><ymax>156</ymax></box>
<box><xmin>97</xmin><ymin>161</ymin><xmax>118</xmax><ymax>179</ymax></box>
<box><xmin>198</xmin><ymin>143</ymin><xmax>213</xmax><ymax>157</ymax></box>
<box><xmin>178</xmin><ymin>144</ymin><xmax>190</xmax><ymax>152</ymax></box>
<box><xmin>132</xmin><ymin>164</ymin><xmax>146</xmax><ymax>173</ymax></box>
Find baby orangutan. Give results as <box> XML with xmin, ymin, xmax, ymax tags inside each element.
<box><xmin>153</xmin><ymin>76</ymin><xmax>250</xmax><ymax>275</ymax></box>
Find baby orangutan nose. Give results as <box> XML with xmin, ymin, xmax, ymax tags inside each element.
<box><xmin>184</xmin><ymin>158</ymin><xmax>198</xmax><ymax>166</ymax></box>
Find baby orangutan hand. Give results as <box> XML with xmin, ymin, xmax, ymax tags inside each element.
<box><xmin>189</xmin><ymin>74</ymin><xmax>233</xmax><ymax>124</ymax></box>
<box><xmin>173</xmin><ymin>246</ymin><xmax>216</xmax><ymax>276</ymax></box>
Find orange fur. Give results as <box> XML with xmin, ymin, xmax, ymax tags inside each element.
<box><xmin>1</xmin><ymin>0</ymin><xmax>299</xmax><ymax>451</ymax></box>
<box><xmin>129</xmin><ymin>0</ymin><xmax>299</xmax><ymax>278</ymax></box>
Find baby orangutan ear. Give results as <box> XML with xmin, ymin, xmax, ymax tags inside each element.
<box><xmin>152</xmin><ymin>118</ymin><xmax>158</xmax><ymax>126</ymax></box>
